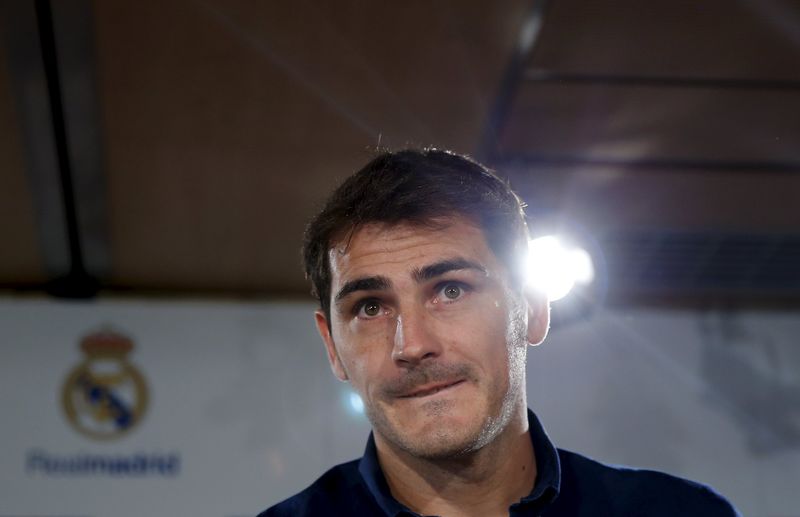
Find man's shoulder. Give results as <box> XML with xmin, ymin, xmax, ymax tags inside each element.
<box><xmin>557</xmin><ymin>448</ymin><xmax>739</xmax><ymax>516</ymax></box>
<box><xmin>257</xmin><ymin>459</ymin><xmax>379</xmax><ymax>517</ymax></box>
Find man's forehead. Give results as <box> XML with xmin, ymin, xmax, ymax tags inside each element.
<box><xmin>329</xmin><ymin>218</ymin><xmax>485</xmax><ymax>258</ymax></box>
<box><xmin>330</xmin><ymin>219</ymin><xmax>462</xmax><ymax>252</ymax></box>
<box><xmin>326</xmin><ymin>218</ymin><xmax>497</xmax><ymax>282</ymax></box>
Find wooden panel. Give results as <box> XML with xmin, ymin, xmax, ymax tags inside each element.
<box><xmin>500</xmin><ymin>83</ymin><xmax>800</xmax><ymax>163</ymax></box>
<box><xmin>505</xmin><ymin>165</ymin><xmax>800</xmax><ymax>235</ymax></box>
<box><xmin>0</xmin><ymin>48</ymin><xmax>45</xmax><ymax>284</ymax></box>
<box><xmin>531</xmin><ymin>0</ymin><xmax>800</xmax><ymax>79</ymax></box>
<box><xmin>93</xmin><ymin>0</ymin><xmax>526</xmax><ymax>293</ymax></box>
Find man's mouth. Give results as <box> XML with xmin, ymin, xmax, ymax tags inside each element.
<box><xmin>399</xmin><ymin>379</ymin><xmax>465</xmax><ymax>398</ymax></box>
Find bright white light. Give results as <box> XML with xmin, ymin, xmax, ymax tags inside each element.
<box><xmin>527</xmin><ymin>236</ymin><xmax>594</xmax><ymax>301</ymax></box>
<box><xmin>568</xmin><ymin>248</ymin><xmax>595</xmax><ymax>285</ymax></box>
<box><xmin>348</xmin><ymin>391</ymin><xmax>365</xmax><ymax>414</ymax></box>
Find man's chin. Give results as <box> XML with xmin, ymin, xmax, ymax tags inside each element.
<box><xmin>400</xmin><ymin>433</ymin><xmax>480</xmax><ymax>460</ymax></box>
<box><xmin>373</xmin><ymin>405</ymin><xmax>487</xmax><ymax>460</ymax></box>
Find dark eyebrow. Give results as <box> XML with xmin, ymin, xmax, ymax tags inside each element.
<box><xmin>412</xmin><ymin>258</ymin><xmax>486</xmax><ymax>283</ymax></box>
<box><xmin>335</xmin><ymin>276</ymin><xmax>392</xmax><ymax>303</ymax></box>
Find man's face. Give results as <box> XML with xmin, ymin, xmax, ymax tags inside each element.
<box><xmin>315</xmin><ymin>217</ymin><xmax>548</xmax><ymax>460</ymax></box>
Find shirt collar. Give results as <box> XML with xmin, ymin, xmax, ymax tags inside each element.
<box><xmin>357</xmin><ymin>408</ymin><xmax>562</xmax><ymax>516</ymax></box>
<box><xmin>358</xmin><ymin>434</ymin><xmax>411</xmax><ymax>516</ymax></box>
<box><xmin>517</xmin><ymin>408</ymin><xmax>561</xmax><ymax>509</ymax></box>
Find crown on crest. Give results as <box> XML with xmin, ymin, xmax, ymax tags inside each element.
<box><xmin>80</xmin><ymin>329</ymin><xmax>133</xmax><ymax>356</ymax></box>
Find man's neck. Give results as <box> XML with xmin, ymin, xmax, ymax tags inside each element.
<box><xmin>375</xmin><ymin>406</ymin><xmax>536</xmax><ymax>517</ymax></box>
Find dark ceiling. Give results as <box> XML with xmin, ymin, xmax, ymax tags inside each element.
<box><xmin>1</xmin><ymin>0</ymin><xmax>799</xmax><ymax>306</ymax></box>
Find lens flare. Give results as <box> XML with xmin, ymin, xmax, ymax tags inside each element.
<box><xmin>527</xmin><ymin>236</ymin><xmax>594</xmax><ymax>301</ymax></box>
<box><xmin>348</xmin><ymin>391</ymin><xmax>365</xmax><ymax>414</ymax></box>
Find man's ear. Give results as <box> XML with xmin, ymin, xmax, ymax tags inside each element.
<box><xmin>524</xmin><ymin>290</ymin><xmax>550</xmax><ymax>346</ymax></box>
<box><xmin>315</xmin><ymin>310</ymin><xmax>349</xmax><ymax>381</ymax></box>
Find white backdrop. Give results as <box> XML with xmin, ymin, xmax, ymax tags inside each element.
<box><xmin>1</xmin><ymin>296</ymin><xmax>798</xmax><ymax>516</ymax></box>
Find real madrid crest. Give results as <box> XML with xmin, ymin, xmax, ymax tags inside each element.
<box><xmin>61</xmin><ymin>329</ymin><xmax>149</xmax><ymax>440</ymax></box>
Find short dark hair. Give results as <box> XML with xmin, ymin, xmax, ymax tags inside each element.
<box><xmin>302</xmin><ymin>148</ymin><xmax>530</xmax><ymax>322</ymax></box>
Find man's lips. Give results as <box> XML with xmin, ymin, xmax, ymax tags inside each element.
<box><xmin>398</xmin><ymin>379</ymin><xmax>466</xmax><ymax>398</ymax></box>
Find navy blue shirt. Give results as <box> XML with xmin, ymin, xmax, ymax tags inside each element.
<box><xmin>259</xmin><ymin>410</ymin><xmax>739</xmax><ymax>516</ymax></box>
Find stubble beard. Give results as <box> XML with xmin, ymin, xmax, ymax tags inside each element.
<box><xmin>366</xmin><ymin>300</ymin><xmax>529</xmax><ymax>461</ymax></box>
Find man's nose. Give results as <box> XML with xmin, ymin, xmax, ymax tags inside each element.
<box><xmin>391</xmin><ymin>308</ymin><xmax>442</xmax><ymax>366</ymax></box>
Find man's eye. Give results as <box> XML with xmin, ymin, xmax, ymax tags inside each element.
<box><xmin>358</xmin><ymin>300</ymin><xmax>382</xmax><ymax>318</ymax></box>
<box><xmin>437</xmin><ymin>283</ymin><xmax>467</xmax><ymax>302</ymax></box>
<box><xmin>444</xmin><ymin>285</ymin><xmax>461</xmax><ymax>299</ymax></box>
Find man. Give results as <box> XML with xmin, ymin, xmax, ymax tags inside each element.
<box><xmin>259</xmin><ymin>149</ymin><xmax>738</xmax><ymax>516</ymax></box>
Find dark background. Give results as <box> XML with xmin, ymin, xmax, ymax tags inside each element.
<box><xmin>1</xmin><ymin>0</ymin><xmax>799</xmax><ymax>304</ymax></box>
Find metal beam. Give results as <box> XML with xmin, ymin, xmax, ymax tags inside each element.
<box><xmin>2</xmin><ymin>0</ymin><xmax>107</xmax><ymax>297</ymax></box>
<box><xmin>2</xmin><ymin>0</ymin><xmax>71</xmax><ymax>281</ymax></box>
<box><xmin>523</xmin><ymin>70</ymin><xmax>800</xmax><ymax>91</ymax></box>
<box><xmin>495</xmin><ymin>153</ymin><xmax>800</xmax><ymax>174</ymax></box>
<box><xmin>477</xmin><ymin>0</ymin><xmax>553</xmax><ymax>162</ymax></box>
<box><xmin>48</xmin><ymin>0</ymin><xmax>110</xmax><ymax>285</ymax></box>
